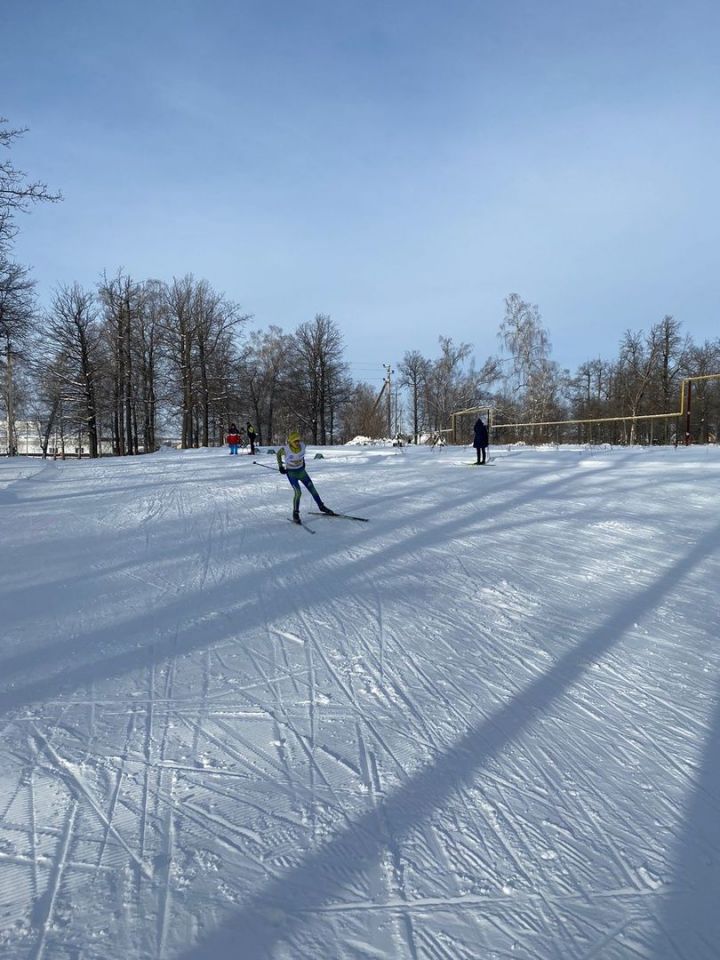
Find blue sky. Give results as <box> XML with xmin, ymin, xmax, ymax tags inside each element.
<box><xmin>4</xmin><ymin>0</ymin><xmax>720</xmax><ymax>385</ymax></box>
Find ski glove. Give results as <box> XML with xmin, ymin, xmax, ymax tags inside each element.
<box><xmin>279</xmin><ymin>466</ymin><xmax>287</xmax><ymax>474</ymax></box>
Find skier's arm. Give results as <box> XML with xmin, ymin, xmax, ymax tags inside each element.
<box><xmin>276</xmin><ymin>446</ymin><xmax>286</xmax><ymax>473</ymax></box>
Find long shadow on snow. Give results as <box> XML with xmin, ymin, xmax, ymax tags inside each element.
<box><xmin>652</xmin><ymin>588</ymin><xmax>720</xmax><ymax>958</ymax></box>
<box><xmin>0</xmin><ymin>454</ymin><xmax>651</xmax><ymax>713</ymax></box>
<box><xmin>2</xmin><ymin>469</ymin><xmax>252</xmax><ymax>506</ymax></box>
<box><xmin>0</xmin><ymin>450</ymin><xmax>668</xmax><ymax>715</ymax></box>
<box><xmin>4</xmin><ymin>450</ymin><xmax>715</xmax><ymax>955</ymax></box>
<box><xmin>175</xmin><ymin>515</ymin><xmax>720</xmax><ymax>960</ymax></box>
<box><xmin>337</xmin><ymin>447</ymin><xmax>643</xmax><ymax>518</ymax></box>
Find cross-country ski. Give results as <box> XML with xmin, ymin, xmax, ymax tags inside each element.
<box><xmin>288</xmin><ymin>517</ymin><xmax>316</xmax><ymax>532</ymax></box>
<box><xmin>308</xmin><ymin>511</ymin><xmax>370</xmax><ymax>521</ymax></box>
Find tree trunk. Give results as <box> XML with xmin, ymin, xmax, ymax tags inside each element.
<box><xmin>4</xmin><ymin>337</ymin><xmax>16</xmax><ymax>456</ymax></box>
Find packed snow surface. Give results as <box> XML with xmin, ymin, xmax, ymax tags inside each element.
<box><xmin>1</xmin><ymin>443</ymin><xmax>719</xmax><ymax>960</ymax></box>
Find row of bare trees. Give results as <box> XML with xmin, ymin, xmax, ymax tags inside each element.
<box><xmin>395</xmin><ymin>339</ymin><xmax>499</xmax><ymax>443</ymax></box>
<box><xmin>568</xmin><ymin>317</ymin><xmax>720</xmax><ymax>444</ymax></box>
<box><xmin>241</xmin><ymin>315</ymin><xmax>352</xmax><ymax>446</ymax></box>
<box><xmin>7</xmin><ymin>280</ymin><xmax>719</xmax><ymax>456</ymax></box>
<box><xmin>384</xmin><ymin>296</ymin><xmax>720</xmax><ymax>446</ymax></box>
<box><xmin>7</xmin><ymin>273</ymin><xmax>363</xmax><ymax>456</ymax></box>
<box><xmin>2</xmin><ymin>121</ymin><xmax>718</xmax><ymax>454</ymax></box>
<box><xmin>488</xmin><ymin>298</ymin><xmax>720</xmax><ymax>444</ymax></box>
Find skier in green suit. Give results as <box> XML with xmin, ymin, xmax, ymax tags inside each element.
<box><xmin>277</xmin><ymin>430</ymin><xmax>335</xmax><ymax>523</ymax></box>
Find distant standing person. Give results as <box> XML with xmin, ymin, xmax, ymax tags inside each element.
<box><xmin>226</xmin><ymin>423</ymin><xmax>242</xmax><ymax>455</ymax></box>
<box><xmin>473</xmin><ymin>417</ymin><xmax>489</xmax><ymax>465</ymax></box>
<box><xmin>276</xmin><ymin>430</ymin><xmax>334</xmax><ymax>523</ymax></box>
<box><xmin>246</xmin><ymin>421</ymin><xmax>257</xmax><ymax>455</ymax></box>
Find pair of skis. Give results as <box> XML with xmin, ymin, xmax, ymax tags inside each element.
<box><xmin>253</xmin><ymin>461</ymin><xmax>368</xmax><ymax>529</ymax></box>
<box><xmin>309</xmin><ymin>511</ymin><xmax>368</xmax><ymax>522</ymax></box>
<box><xmin>288</xmin><ymin>511</ymin><xmax>369</xmax><ymax>534</ymax></box>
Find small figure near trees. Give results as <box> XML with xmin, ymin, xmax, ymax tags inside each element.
<box><xmin>473</xmin><ymin>417</ymin><xmax>489</xmax><ymax>465</ymax></box>
<box><xmin>226</xmin><ymin>423</ymin><xmax>242</xmax><ymax>455</ymax></box>
<box><xmin>246</xmin><ymin>421</ymin><xmax>257</xmax><ymax>455</ymax></box>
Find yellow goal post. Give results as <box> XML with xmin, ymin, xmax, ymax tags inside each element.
<box><xmin>447</xmin><ymin>375</ymin><xmax>720</xmax><ymax>446</ymax></box>
<box><xmin>448</xmin><ymin>407</ymin><xmax>496</xmax><ymax>446</ymax></box>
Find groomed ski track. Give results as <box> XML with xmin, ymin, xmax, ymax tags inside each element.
<box><xmin>1</xmin><ymin>443</ymin><xmax>719</xmax><ymax>960</ymax></box>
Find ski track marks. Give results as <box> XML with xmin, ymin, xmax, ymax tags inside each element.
<box><xmin>1</xmin><ymin>446</ymin><xmax>719</xmax><ymax>958</ymax></box>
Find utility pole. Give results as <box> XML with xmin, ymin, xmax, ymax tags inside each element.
<box><xmin>383</xmin><ymin>363</ymin><xmax>394</xmax><ymax>438</ymax></box>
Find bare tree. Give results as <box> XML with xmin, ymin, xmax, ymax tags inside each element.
<box><xmin>615</xmin><ymin>328</ymin><xmax>662</xmax><ymax>443</ymax></box>
<box><xmin>398</xmin><ymin>350</ymin><xmax>431</xmax><ymax>443</ymax></box>
<box><xmin>0</xmin><ymin>118</ymin><xmax>61</xmax><ymax>252</ymax></box>
<box><xmin>499</xmin><ymin>295</ymin><xmax>548</xmax><ymax>396</ymax></box>
<box><xmin>569</xmin><ymin>357</ymin><xmax>614</xmax><ymax>442</ymax></box>
<box><xmin>497</xmin><ymin>293</ymin><xmax>566</xmax><ymax>437</ymax></box>
<box><xmin>685</xmin><ymin>338</ymin><xmax>720</xmax><ymax>442</ymax></box>
<box><xmin>162</xmin><ymin>276</ymin><xmax>196</xmax><ymax>448</ymax></box>
<box><xmin>23</xmin><ymin>353</ymin><xmax>66</xmax><ymax>457</ymax></box>
<box><xmin>160</xmin><ymin>276</ymin><xmax>248</xmax><ymax>448</ymax></box>
<box><xmin>98</xmin><ymin>271</ymin><xmax>144</xmax><ymax>454</ymax></box>
<box><xmin>423</xmin><ymin>337</ymin><xmax>474</xmax><ymax>432</ymax></box>
<box><xmin>341</xmin><ymin>382</ymin><xmax>388</xmax><ymax>440</ymax></box>
<box><xmin>326</xmin><ymin>366</ymin><xmax>354</xmax><ymax>443</ymax></box>
<box><xmin>0</xmin><ymin>257</ymin><xmax>36</xmax><ymax>454</ymax></box>
<box><xmin>43</xmin><ymin>284</ymin><xmax>103</xmax><ymax>457</ymax></box>
<box><xmin>648</xmin><ymin>316</ymin><xmax>691</xmax><ymax>442</ymax></box>
<box><xmin>135</xmin><ymin>280</ymin><xmax>165</xmax><ymax>453</ymax></box>
<box><xmin>292</xmin><ymin>314</ymin><xmax>348</xmax><ymax>444</ymax></box>
<box><xmin>192</xmin><ymin>280</ymin><xmax>248</xmax><ymax>447</ymax></box>
<box><xmin>240</xmin><ymin>326</ymin><xmax>296</xmax><ymax>444</ymax></box>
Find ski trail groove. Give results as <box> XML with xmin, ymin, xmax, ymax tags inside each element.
<box><xmin>31</xmin><ymin>726</ymin><xmax>153</xmax><ymax>880</ymax></box>
<box><xmin>29</xmin><ymin>800</ymin><xmax>78</xmax><ymax>960</ymax></box>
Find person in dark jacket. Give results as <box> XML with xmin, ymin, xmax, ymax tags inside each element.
<box><xmin>246</xmin><ymin>421</ymin><xmax>257</xmax><ymax>455</ymax></box>
<box><xmin>226</xmin><ymin>424</ymin><xmax>242</xmax><ymax>455</ymax></box>
<box><xmin>473</xmin><ymin>417</ymin><xmax>489</xmax><ymax>464</ymax></box>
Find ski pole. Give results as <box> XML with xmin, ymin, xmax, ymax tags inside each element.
<box><xmin>253</xmin><ymin>461</ymin><xmax>278</xmax><ymax>471</ymax></box>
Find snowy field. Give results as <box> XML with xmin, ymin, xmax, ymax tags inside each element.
<box><xmin>1</xmin><ymin>442</ymin><xmax>719</xmax><ymax>960</ymax></box>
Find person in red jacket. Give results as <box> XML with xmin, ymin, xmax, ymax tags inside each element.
<box><xmin>226</xmin><ymin>423</ymin><xmax>242</xmax><ymax>455</ymax></box>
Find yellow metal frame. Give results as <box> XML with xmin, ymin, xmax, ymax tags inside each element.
<box><xmin>448</xmin><ymin>374</ymin><xmax>720</xmax><ymax>442</ymax></box>
<box><xmin>447</xmin><ymin>405</ymin><xmax>494</xmax><ymax>443</ymax></box>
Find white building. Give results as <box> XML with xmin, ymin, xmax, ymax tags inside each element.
<box><xmin>1</xmin><ymin>420</ymin><xmax>115</xmax><ymax>457</ymax></box>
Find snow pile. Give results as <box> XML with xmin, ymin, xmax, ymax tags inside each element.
<box><xmin>344</xmin><ymin>435</ymin><xmax>395</xmax><ymax>445</ymax></box>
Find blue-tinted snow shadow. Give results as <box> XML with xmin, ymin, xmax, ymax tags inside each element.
<box><xmin>174</xmin><ymin>518</ymin><xmax>720</xmax><ymax>960</ymax></box>
<box><xmin>0</xmin><ymin>450</ymin><xmax>671</xmax><ymax>721</ymax></box>
<box><xmin>3</xmin><ymin>449</ymin><xmax>718</xmax><ymax>956</ymax></box>
<box><xmin>0</xmin><ymin>452</ymin><xmax>601</xmax><ymax>700</ymax></box>
<box><xmin>652</xmin><ymin>628</ymin><xmax>720</xmax><ymax>958</ymax></box>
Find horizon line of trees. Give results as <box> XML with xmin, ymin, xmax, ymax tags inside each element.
<box><xmin>3</xmin><ymin>274</ymin><xmax>718</xmax><ymax>456</ymax></box>
<box><xmin>395</xmin><ymin>296</ymin><xmax>720</xmax><ymax>448</ymax></box>
<box><xmin>484</xmin><ymin>295</ymin><xmax>720</xmax><ymax>446</ymax></box>
<box><xmin>2</xmin><ymin>120</ymin><xmax>719</xmax><ymax>457</ymax></box>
